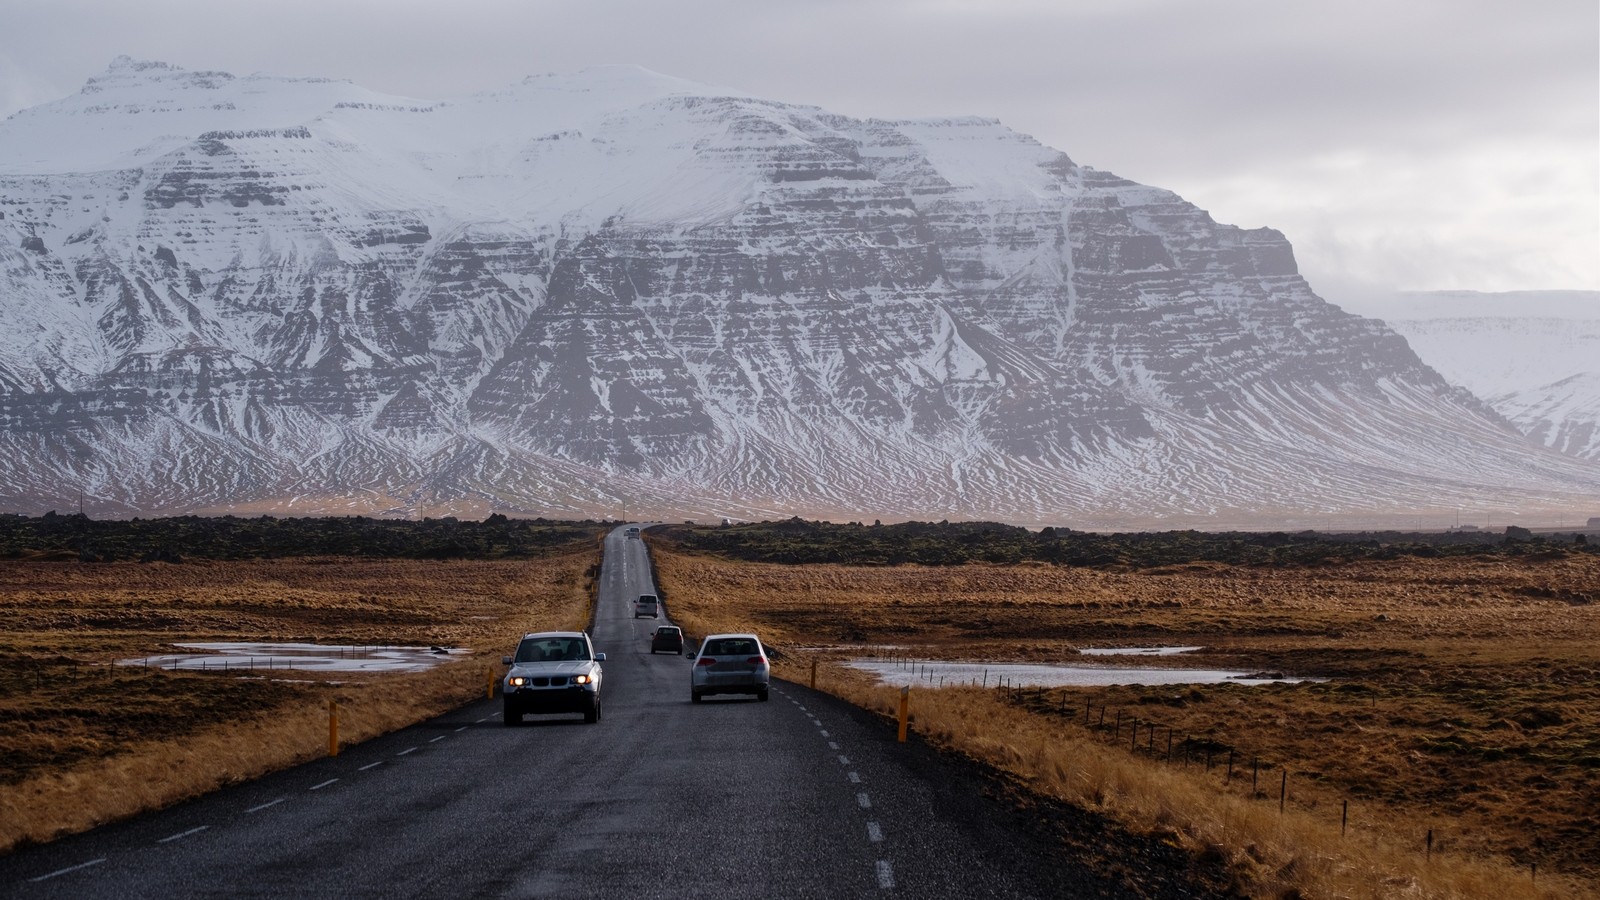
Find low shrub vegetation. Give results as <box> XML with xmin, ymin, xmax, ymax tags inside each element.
<box><xmin>651</xmin><ymin>521</ymin><xmax>1600</xmax><ymax>899</ymax></box>
<box><xmin>0</xmin><ymin>517</ymin><xmax>604</xmax><ymax>852</ymax></box>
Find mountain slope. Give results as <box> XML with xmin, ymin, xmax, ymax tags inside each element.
<box><xmin>1333</xmin><ymin>291</ymin><xmax>1600</xmax><ymax>463</ymax></box>
<box><xmin>1</xmin><ymin>59</ymin><xmax>1595</xmax><ymax>526</ymax></box>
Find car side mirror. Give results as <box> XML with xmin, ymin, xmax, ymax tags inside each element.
<box><xmin>501</xmin><ymin>655</ymin><xmax>512</xmax><ymax>665</ymax></box>
<box><xmin>594</xmin><ymin>652</ymin><xmax>607</xmax><ymax>662</ymax></box>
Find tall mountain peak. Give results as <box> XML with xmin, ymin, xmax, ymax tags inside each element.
<box><xmin>0</xmin><ymin>60</ymin><xmax>1594</xmax><ymax>525</ymax></box>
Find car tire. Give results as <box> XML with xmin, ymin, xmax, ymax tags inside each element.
<box><xmin>584</xmin><ymin>697</ymin><xmax>600</xmax><ymax>723</ymax></box>
<box><xmin>757</xmin><ymin>688</ymin><xmax>770</xmax><ymax>702</ymax></box>
<box><xmin>503</xmin><ymin>704</ymin><xmax>521</xmax><ymax>726</ymax></box>
<box><xmin>691</xmin><ymin>691</ymin><xmax>703</xmax><ymax>704</ymax></box>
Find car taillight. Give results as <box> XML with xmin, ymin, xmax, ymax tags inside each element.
<box><xmin>748</xmin><ymin>656</ymin><xmax>766</xmax><ymax>665</ymax></box>
<box><xmin>697</xmin><ymin>657</ymin><xmax>717</xmax><ymax>666</ymax></box>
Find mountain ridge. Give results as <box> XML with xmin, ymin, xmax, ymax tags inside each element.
<box><xmin>1</xmin><ymin>59</ymin><xmax>1595</xmax><ymax>527</ymax></box>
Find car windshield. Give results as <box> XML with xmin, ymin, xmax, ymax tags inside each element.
<box><xmin>704</xmin><ymin>638</ymin><xmax>757</xmax><ymax>657</ymax></box>
<box><xmin>515</xmin><ymin>638</ymin><xmax>589</xmax><ymax>663</ymax></box>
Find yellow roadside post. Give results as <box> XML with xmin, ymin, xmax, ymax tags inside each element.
<box><xmin>810</xmin><ymin>657</ymin><xmax>818</xmax><ymax>690</ymax></box>
<box><xmin>897</xmin><ymin>685</ymin><xmax>910</xmax><ymax>742</ymax></box>
<box><xmin>328</xmin><ymin>699</ymin><xmax>339</xmax><ymax>757</ymax></box>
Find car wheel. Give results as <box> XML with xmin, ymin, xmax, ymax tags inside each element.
<box><xmin>503</xmin><ymin>704</ymin><xmax>521</xmax><ymax>726</ymax></box>
<box><xmin>691</xmin><ymin>691</ymin><xmax>703</xmax><ymax>704</ymax></box>
<box><xmin>584</xmin><ymin>697</ymin><xmax>600</xmax><ymax>723</ymax></box>
<box><xmin>757</xmin><ymin>688</ymin><xmax>770</xmax><ymax>702</ymax></box>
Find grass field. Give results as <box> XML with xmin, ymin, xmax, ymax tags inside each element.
<box><xmin>0</xmin><ymin>548</ymin><xmax>599</xmax><ymax>852</ymax></box>
<box><xmin>650</xmin><ymin>538</ymin><xmax>1600</xmax><ymax>899</ymax></box>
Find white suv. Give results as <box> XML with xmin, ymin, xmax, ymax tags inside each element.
<box><xmin>501</xmin><ymin>631</ymin><xmax>606</xmax><ymax>725</ymax></box>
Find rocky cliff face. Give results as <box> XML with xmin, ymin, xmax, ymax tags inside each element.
<box><xmin>1</xmin><ymin>58</ymin><xmax>1594</xmax><ymax>526</ymax></box>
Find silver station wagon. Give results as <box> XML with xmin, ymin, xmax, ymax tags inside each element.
<box><xmin>501</xmin><ymin>631</ymin><xmax>606</xmax><ymax>725</ymax></box>
<box><xmin>688</xmin><ymin>633</ymin><xmax>770</xmax><ymax>703</ymax></box>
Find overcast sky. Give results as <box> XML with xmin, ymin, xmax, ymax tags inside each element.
<box><xmin>2</xmin><ymin>0</ymin><xmax>1595</xmax><ymax>307</ymax></box>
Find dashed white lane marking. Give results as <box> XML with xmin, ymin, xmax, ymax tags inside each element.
<box><xmin>309</xmin><ymin>778</ymin><xmax>338</xmax><ymax>791</ymax></box>
<box><xmin>857</xmin><ymin>792</ymin><xmax>872</xmax><ymax>809</ymax></box>
<box><xmin>838</xmin><ymin>755</ymin><xmax>852</xmax><ymax>766</ymax></box>
<box><xmin>246</xmin><ymin>798</ymin><xmax>285</xmax><ymax>813</ymax></box>
<box><xmin>828</xmin><ymin>741</ymin><xmax>840</xmax><ymax>751</ymax></box>
<box><xmin>156</xmin><ymin>825</ymin><xmax>208</xmax><ymax>844</ymax></box>
<box><xmin>359</xmin><ymin>761</ymin><xmax>384</xmax><ymax>771</ymax></box>
<box><xmin>867</xmin><ymin>821</ymin><xmax>883</xmax><ymax>843</ymax></box>
<box><xmin>28</xmin><ymin>858</ymin><xmax>105</xmax><ymax>882</ymax></box>
<box><xmin>476</xmin><ymin>717</ymin><xmax>491</xmax><ymax>723</ymax></box>
<box><xmin>454</xmin><ymin>726</ymin><xmax>468</xmax><ymax>733</ymax></box>
<box><xmin>429</xmin><ymin>736</ymin><xmax>446</xmax><ymax>743</ymax></box>
<box><xmin>397</xmin><ymin>747</ymin><xmax>417</xmax><ymax>756</ymax></box>
<box><xmin>876</xmin><ymin>859</ymin><xmax>895</xmax><ymax>889</ymax></box>
<box><xmin>848</xmin><ymin>771</ymin><xmax>861</xmax><ymax>783</ymax></box>
<box><xmin>820</xmin><ymin>730</ymin><xmax>830</xmax><ymax>737</ymax></box>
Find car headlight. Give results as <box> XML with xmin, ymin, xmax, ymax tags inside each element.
<box><xmin>507</xmin><ymin>676</ymin><xmax>527</xmax><ymax>687</ymax></box>
<box><xmin>572</xmin><ymin>674</ymin><xmax>591</xmax><ymax>685</ymax></box>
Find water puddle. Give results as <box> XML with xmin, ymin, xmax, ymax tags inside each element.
<box><xmin>1077</xmin><ymin>646</ymin><xmax>1203</xmax><ymax>656</ymax></box>
<box><xmin>848</xmin><ymin>659</ymin><xmax>1316</xmax><ymax>688</ymax></box>
<box><xmin>118</xmin><ymin>642</ymin><xmax>469</xmax><ymax>674</ymax></box>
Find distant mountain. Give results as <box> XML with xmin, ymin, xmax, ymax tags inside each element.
<box><xmin>1336</xmin><ymin>291</ymin><xmax>1600</xmax><ymax>462</ymax></box>
<box><xmin>1</xmin><ymin>58</ymin><xmax>1595</xmax><ymax>527</ymax></box>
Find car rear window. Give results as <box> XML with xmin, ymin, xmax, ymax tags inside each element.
<box><xmin>704</xmin><ymin>638</ymin><xmax>757</xmax><ymax>656</ymax></box>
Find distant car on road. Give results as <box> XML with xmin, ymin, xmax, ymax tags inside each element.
<box><xmin>626</xmin><ymin>526</ymin><xmax>640</xmax><ymax>539</ymax></box>
<box><xmin>688</xmin><ymin>633</ymin><xmax>770</xmax><ymax>703</ymax></box>
<box><xmin>650</xmin><ymin>625</ymin><xmax>684</xmax><ymax>654</ymax></box>
<box><xmin>501</xmin><ymin>631</ymin><xmax>606</xmax><ymax>725</ymax></box>
<box><xmin>634</xmin><ymin>594</ymin><xmax>660</xmax><ymax>618</ymax></box>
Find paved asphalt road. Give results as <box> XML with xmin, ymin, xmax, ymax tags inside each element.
<box><xmin>0</xmin><ymin>526</ymin><xmax>1149</xmax><ymax>899</ymax></box>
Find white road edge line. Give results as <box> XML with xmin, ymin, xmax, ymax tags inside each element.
<box><xmin>359</xmin><ymin>761</ymin><xmax>384</xmax><ymax>771</ymax></box>
<box><xmin>867</xmin><ymin>821</ymin><xmax>883</xmax><ymax>843</ymax></box>
<box><xmin>397</xmin><ymin>747</ymin><xmax>417</xmax><ymax>756</ymax></box>
<box><xmin>156</xmin><ymin>825</ymin><xmax>208</xmax><ymax>844</ymax></box>
<box><xmin>309</xmin><ymin>778</ymin><xmax>338</xmax><ymax>791</ymax></box>
<box><xmin>454</xmin><ymin>726</ymin><xmax>468</xmax><ymax>732</ymax></box>
<box><xmin>429</xmin><ymin>736</ymin><xmax>446</xmax><ymax>743</ymax></box>
<box><xmin>848</xmin><ymin>771</ymin><xmax>861</xmax><ymax>783</ymax></box>
<box><xmin>857</xmin><ymin>792</ymin><xmax>872</xmax><ymax>809</ymax></box>
<box><xmin>28</xmin><ymin>858</ymin><xmax>106</xmax><ymax>882</ymax></box>
<box><xmin>876</xmin><ymin>859</ymin><xmax>895</xmax><ymax>889</ymax></box>
<box><xmin>246</xmin><ymin>798</ymin><xmax>286</xmax><ymax>813</ymax></box>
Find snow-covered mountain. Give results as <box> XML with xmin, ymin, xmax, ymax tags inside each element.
<box><xmin>1334</xmin><ymin>291</ymin><xmax>1600</xmax><ymax>462</ymax></box>
<box><xmin>1</xmin><ymin>58</ymin><xmax>1595</xmax><ymax>527</ymax></box>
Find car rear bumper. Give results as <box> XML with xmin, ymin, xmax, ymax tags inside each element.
<box><xmin>692</xmin><ymin>679</ymin><xmax>769</xmax><ymax>696</ymax></box>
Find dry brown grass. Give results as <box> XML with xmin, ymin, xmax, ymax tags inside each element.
<box><xmin>652</xmin><ymin>544</ymin><xmax>1600</xmax><ymax>899</ymax></box>
<box><xmin>0</xmin><ymin>548</ymin><xmax>599</xmax><ymax>851</ymax></box>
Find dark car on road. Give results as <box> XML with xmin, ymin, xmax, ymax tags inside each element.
<box><xmin>650</xmin><ymin>625</ymin><xmax>683</xmax><ymax>654</ymax></box>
